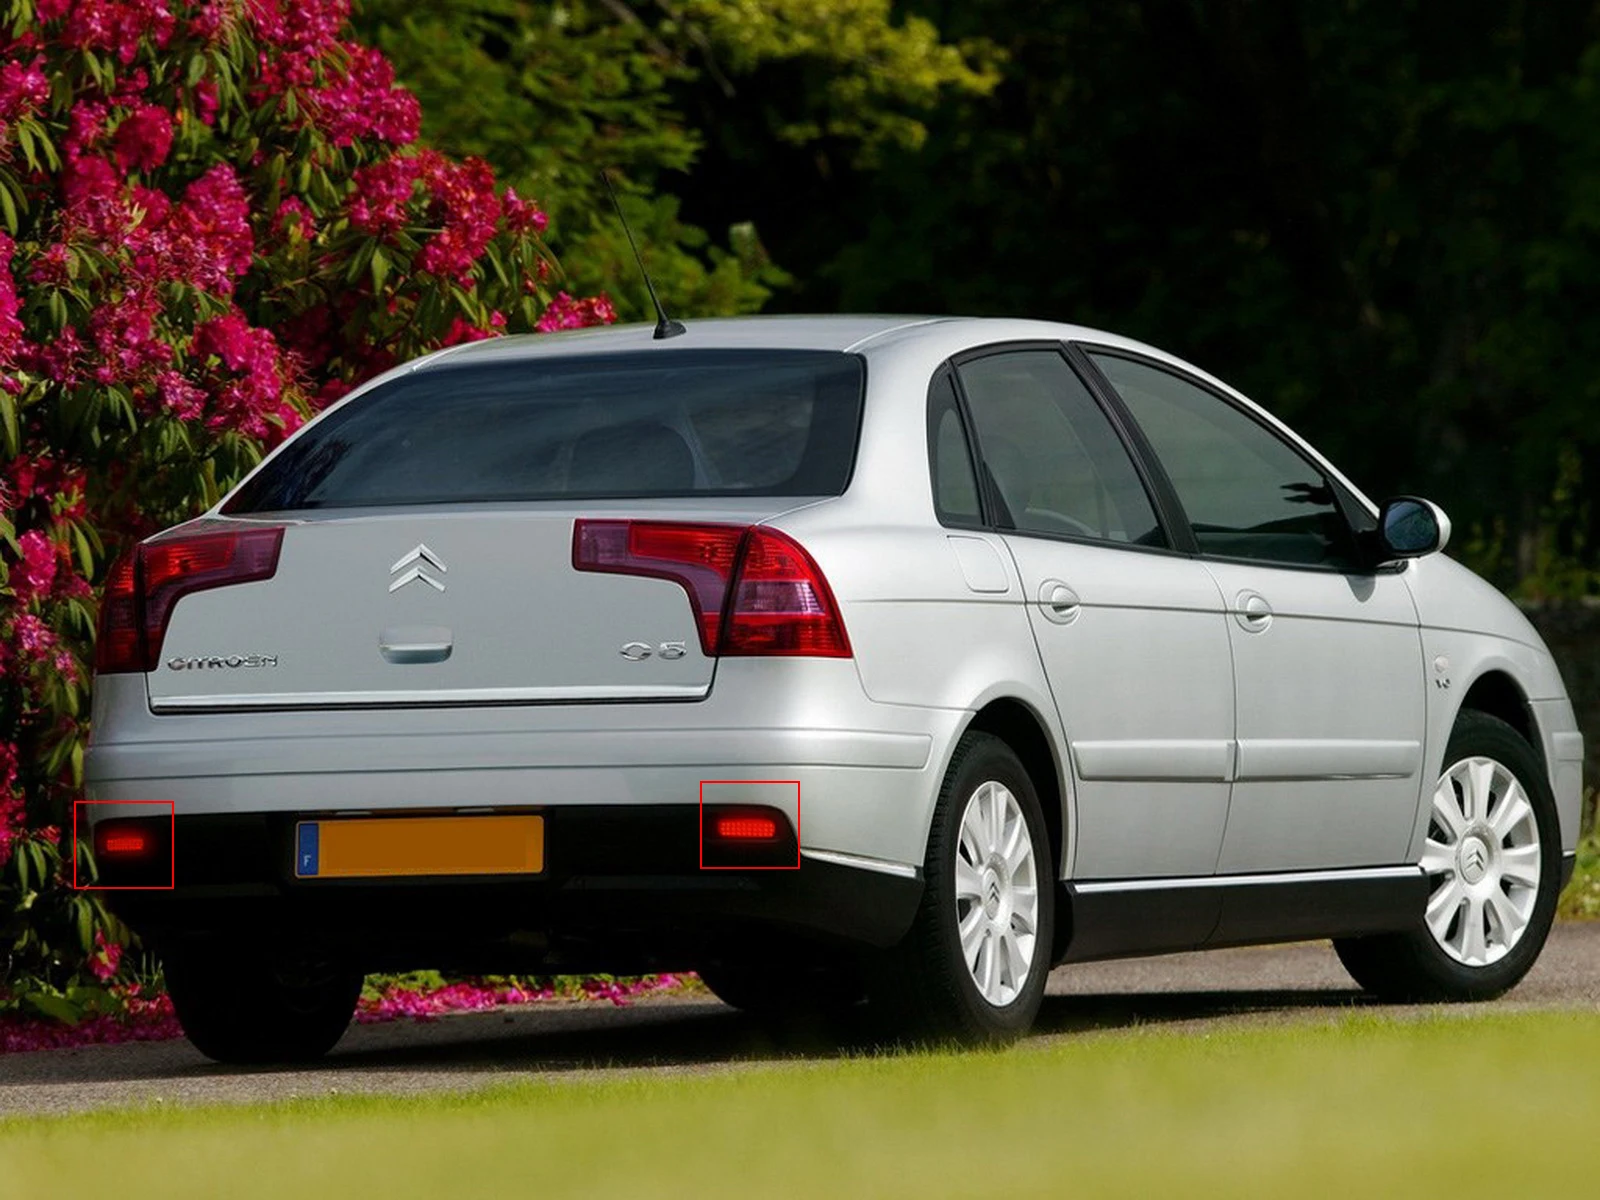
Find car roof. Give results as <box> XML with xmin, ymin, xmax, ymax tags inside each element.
<box><xmin>416</xmin><ymin>316</ymin><xmax>939</xmax><ymax>365</ymax></box>
<box><xmin>414</xmin><ymin>314</ymin><xmax>1164</xmax><ymax>367</ymax></box>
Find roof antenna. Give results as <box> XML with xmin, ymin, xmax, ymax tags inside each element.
<box><xmin>600</xmin><ymin>170</ymin><xmax>685</xmax><ymax>340</ymax></box>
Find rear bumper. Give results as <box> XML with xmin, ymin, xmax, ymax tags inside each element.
<box><xmin>84</xmin><ymin>668</ymin><xmax>958</xmax><ymax>869</ymax></box>
<box><xmin>94</xmin><ymin>809</ymin><xmax>924</xmax><ymax>971</ymax></box>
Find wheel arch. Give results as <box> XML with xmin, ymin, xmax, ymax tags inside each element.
<box><xmin>1455</xmin><ymin>668</ymin><xmax>1544</xmax><ymax>769</ymax></box>
<box><xmin>956</xmin><ymin>696</ymin><xmax>1069</xmax><ymax>882</ymax></box>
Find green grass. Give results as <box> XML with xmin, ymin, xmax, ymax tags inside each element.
<box><xmin>4</xmin><ymin>1010</ymin><xmax>1597</xmax><ymax>1198</ymax></box>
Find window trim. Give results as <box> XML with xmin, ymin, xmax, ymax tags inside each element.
<box><xmin>940</xmin><ymin>340</ymin><xmax>1186</xmax><ymax>556</ymax></box>
<box><xmin>1075</xmin><ymin>344</ymin><xmax>1388</xmax><ymax>577</ymax></box>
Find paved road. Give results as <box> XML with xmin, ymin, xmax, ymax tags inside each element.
<box><xmin>4</xmin><ymin>924</ymin><xmax>1598</xmax><ymax>1118</ymax></box>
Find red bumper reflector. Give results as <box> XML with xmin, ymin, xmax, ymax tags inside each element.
<box><xmin>714</xmin><ymin>815</ymin><xmax>779</xmax><ymax>841</ymax></box>
<box><xmin>101</xmin><ymin>832</ymin><xmax>149</xmax><ymax>855</ymax></box>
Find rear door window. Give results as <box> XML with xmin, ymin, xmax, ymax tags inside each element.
<box><xmin>954</xmin><ymin>348</ymin><xmax>1165</xmax><ymax>546</ymax></box>
<box><xmin>225</xmin><ymin>350</ymin><xmax>866</xmax><ymax>512</ymax></box>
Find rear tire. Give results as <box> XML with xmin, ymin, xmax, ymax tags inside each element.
<box><xmin>1334</xmin><ymin>710</ymin><xmax>1561</xmax><ymax>1002</ymax></box>
<box><xmin>867</xmin><ymin>731</ymin><xmax>1055</xmax><ymax>1044</ymax></box>
<box><xmin>698</xmin><ymin>951</ymin><xmax>864</xmax><ymax>1021</ymax></box>
<box><xmin>163</xmin><ymin>944</ymin><xmax>363</xmax><ymax>1065</ymax></box>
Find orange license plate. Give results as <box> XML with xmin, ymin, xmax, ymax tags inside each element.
<box><xmin>294</xmin><ymin>815</ymin><xmax>544</xmax><ymax>879</ymax></box>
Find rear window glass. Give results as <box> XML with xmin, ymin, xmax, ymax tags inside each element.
<box><xmin>224</xmin><ymin>349</ymin><xmax>866</xmax><ymax>512</ymax></box>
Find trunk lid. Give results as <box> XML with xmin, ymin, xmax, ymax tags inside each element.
<box><xmin>146</xmin><ymin>501</ymin><xmax>806</xmax><ymax>712</ymax></box>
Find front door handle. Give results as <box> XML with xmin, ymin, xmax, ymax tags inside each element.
<box><xmin>1038</xmin><ymin>580</ymin><xmax>1082</xmax><ymax>625</ymax></box>
<box><xmin>1234</xmin><ymin>591</ymin><xmax>1272</xmax><ymax>633</ymax></box>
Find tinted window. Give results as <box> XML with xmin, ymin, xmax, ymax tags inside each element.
<box><xmin>955</xmin><ymin>350</ymin><xmax>1163</xmax><ymax>546</ymax></box>
<box><xmin>1092</xmin><ymin>354</ymin><xmax>1361</xmax><ymax>569</ymax></box>
<box><xmin>225</xmin><ymin>350</ymin><xmax>865</xmax><ymax>512</ymax></box>
<box><xmin>928</xmin><ymin>372</ymin><xmax>983</xmax><ymax>524</ymax></box>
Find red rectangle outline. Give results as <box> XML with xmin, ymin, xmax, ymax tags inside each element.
<box><xmin>72</xmin><ymin>800</ymin><xmax>176</xmax><ymax>890</ymax></box>
<box><xmin>699</xmin><ymin>780</ymin><xmax>801</xmax><ymax>870</ymax></box>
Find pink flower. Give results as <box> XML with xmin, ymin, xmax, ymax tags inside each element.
<box><xmin>192</xmin><ymin>312</ymin><xmax>294</xmax><ymax>440</ymax></box>
<box><xmin>162</xmin><ymin>165</ymin><xmax>254</xmax><ymax>293</ymax></box>
<box><xmin>27</xmin><ymin>243</ymin><xmax>73</xmax><ymax>288</ymax></box>
<box><xmin>62</xmin><ymin>0</ymin><xmax>177</xmax><ymax>65</ymax></box>
<box><xmin>12</xmin><ymin>530</ymin><xmax>57</xmax><ymax>603</ymax></box>
<box><xmin>88</xmin><ymin>288</ymin><xmax>172</xmax><ymax>380</ymax></box>
<box><xmin>193</xmin><ymin>312</ymin><xmax>262</xmax><ymax>372</ymax></box>
<box><xmin>61</xmin><ymin>153</ymin><xmax>119</xmax><ymax>216</ymax></box>
<box><xmin>0</xmin><ymin>741</ymin><xmax>20</xmax><ymax>869</ymax></box>
<box><xmin>13</xmin><ymin>612</ymin><xmax>56</xmax><ymax>658</ymax></box>
<box><xmin>439</xmin><ymin>311</ymin><xmax>505</xmax><ymax>346</ymax></box>
<box><xmin>272</xmin><ymin>196</ymin><xmax>316</xmax><ymax>241</ymax></box>
<box><xmin>191</xmin><ymin>78</ymin><xmax>219</xmax><ymax>125</ymax></box>
<box><xmin>246</xmin><ymin>0</ymin><xmax>349</xmax><ymax>56</ymax></box>
<box><xmin>349</xmin><ymin>152</ymin><xmax>428</xmax><ymax>236</ymax></box>
<box><xmin>537</xmin><ymin>292</ymin><xmax>619</xmax><ymax>333</ymax></box>
<box><xmin>303</xmin><ymin>42</ymin><xmax>420</xmax><ymax>147</ymax></box>
<box><xmin>414</xmin><ymin>156</ymin><xmax>501</xmax><ymax>282</ymax></box>
<box><xmin>188</xmin><ymin>1</ymin><xmax>227</xmax><ymax>40</ymax></box>
<box><xmin>156</xmin><ymin>370</ymin><xmax>206</xmax><ymax>420</ymax></box>
<box><xmin>503</xmin><ymin>187</ymin><xmax>549</xmax><ymax>235</ymax></box>
<box><xmin>89</xmin><ymin>931</ymin><xmax>123</xmax><ymax>982</ymax></box>
<box><xmin>0</xmin><ymin>232</ymin><xmax>25</xmax><ymax>366</ymax></box>
<box><xmin>33</xmin><ymin>326</ymin><xmax>86</xmax><ymax>387</ymax></box>
<box><xmin>0</xmin><ymin>56</ymin><xmax>49</xmax><ymax>124</ymax></box>
<box><xmin>113</xmin><ymin>103</ymin><xmax>174</xmax><ymax>173</ymax></box>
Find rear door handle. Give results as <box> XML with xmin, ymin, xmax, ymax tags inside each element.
<box><xmin>1234</xmin><ymin>591</ymin><xmax>1272</xmax><ymax>632</ymax></box>
<box><xmin>1038</xmin><ymin>580</ymin><xmax>1082</xmax><ymax>624</ymax></box>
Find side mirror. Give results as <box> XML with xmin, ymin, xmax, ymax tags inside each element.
<box><xmin>1377</xmin><ymin>496</ymin><xmax>1451</xmax><ymax>560</ymax></box>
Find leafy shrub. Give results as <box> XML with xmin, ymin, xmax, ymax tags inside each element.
<box><xmin>0</xmin><ymin>0</ymin><xmax>612</xmax><ymax>997</ymax></box>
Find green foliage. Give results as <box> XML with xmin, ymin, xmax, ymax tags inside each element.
<box><xmin>351</xmin><ymin>0</ymin><xmax>994</xmax><ymax>319</ymax></box>
<box><xmin>717</xmin><ymin>1</ymin><xmax>1600</xmax><ymax>599</ymax></box>
<box><xmin>1558</xmin><ymin>798</ymin><xmax>1600</xmax><ymax>920</ymax></box>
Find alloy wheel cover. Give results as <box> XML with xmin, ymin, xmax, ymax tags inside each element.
<box><xmin>954</xmin><ymin>779</ymin><xmax>1040</xmax><ymax>1006</ymax></box>
<box><xmin>1421</xmin><ymin>755</ymin><xmax>1542</xmax><ymax>967</ymax></box>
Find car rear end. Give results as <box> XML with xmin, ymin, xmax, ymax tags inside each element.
<box><xmin>83</xmin><ymin>337</ymin><xmax>949</xmax><ymax>976</ymax></box>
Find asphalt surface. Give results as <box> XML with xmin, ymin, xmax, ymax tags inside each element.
<box><xmin>3</xmin><ymin>923</ymin><xmax>1598</xmax><ymax>1118</ymax></box>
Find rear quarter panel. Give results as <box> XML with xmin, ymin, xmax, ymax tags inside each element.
<box><xmin>774</xmin><ymin>334</ymin><xmax>1077</xmax><ymax>873</ymax></box>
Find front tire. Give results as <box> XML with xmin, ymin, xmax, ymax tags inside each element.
<box><xmin>1335</xmin><ymin>710</ymin><xmax>1561</xmax><ymax>1002</ymax></box>
<box><xmin>163</xmin><ymin>944</ymin><xmax>364</xmax><ymax>1064</ymax></box>
<box><xmin>868</xmin><ymin>731</ymin><xmax>1055</xmax><ymax>1043</ymax></box>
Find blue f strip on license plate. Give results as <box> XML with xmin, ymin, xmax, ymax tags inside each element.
<box><xmin>297</xmin><ymin>822</ymin><xmax>320</xmax><ymax>877</ymax></box>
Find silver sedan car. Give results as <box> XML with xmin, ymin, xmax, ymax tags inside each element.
<box><xmin>83</xmin><ymin>316</ymin><xmax>1585</xmax><ymax>1061</ymax></box>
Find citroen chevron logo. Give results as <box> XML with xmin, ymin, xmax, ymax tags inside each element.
<box><xmin>1463</xmin><ymin>842</ymin><xmax>1487</xmax><ymax>876</ymax></box>
<box><xmin>388</xmin><ymin>544</ymin><xmax>447</xmax><ymax>593</ymax></box>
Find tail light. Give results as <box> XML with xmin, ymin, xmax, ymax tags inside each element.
<box><xmin>573</xmin><ymin>520</ymin><xmax>850</xmax><ymax>658</ymax></box>
<box><xmin>95</xmin><ymin>527</ymin><xmax>285</xmax><ymax>674</ymax></box>
<box><xmin>713</xmin><ymin>815</ymin><xmax>780</xmax><ymax>841</ymax></box>
<box><xmin>99</xmin><ymin>830</ymin><xmax>150</xmax><ymax>856</ymax></box>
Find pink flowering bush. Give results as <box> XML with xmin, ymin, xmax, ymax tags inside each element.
<box><xmin>0</xmin><ymin>0</ymin><xmax>614</xmax><ymax>1002</ymax></box>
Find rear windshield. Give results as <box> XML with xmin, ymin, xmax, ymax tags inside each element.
<box><xmin>223</xmin><ymin>349</ymin><xmax>866</xmax><ymax>512</ymax></box>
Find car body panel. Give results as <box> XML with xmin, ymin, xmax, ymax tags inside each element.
<box><xmin>1002</xmin><ymin>537</ymin><xmax>1235</xmax><ymax>878</ymax></box>
<box><xmin>1205</xmin><ymin>558</ymin><xmax>1428</xmax><ymax>872</ymax></box>
<box><xmin>1402</xmin><ymin>553</ymin><xmax>1585</xmax><ymax>854</ymax></box>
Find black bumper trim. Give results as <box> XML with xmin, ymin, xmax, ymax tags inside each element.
<box><xmin>99</xmin><ymin>810</ymin><xmax>922</xmax><ymax>969</ymax></box>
